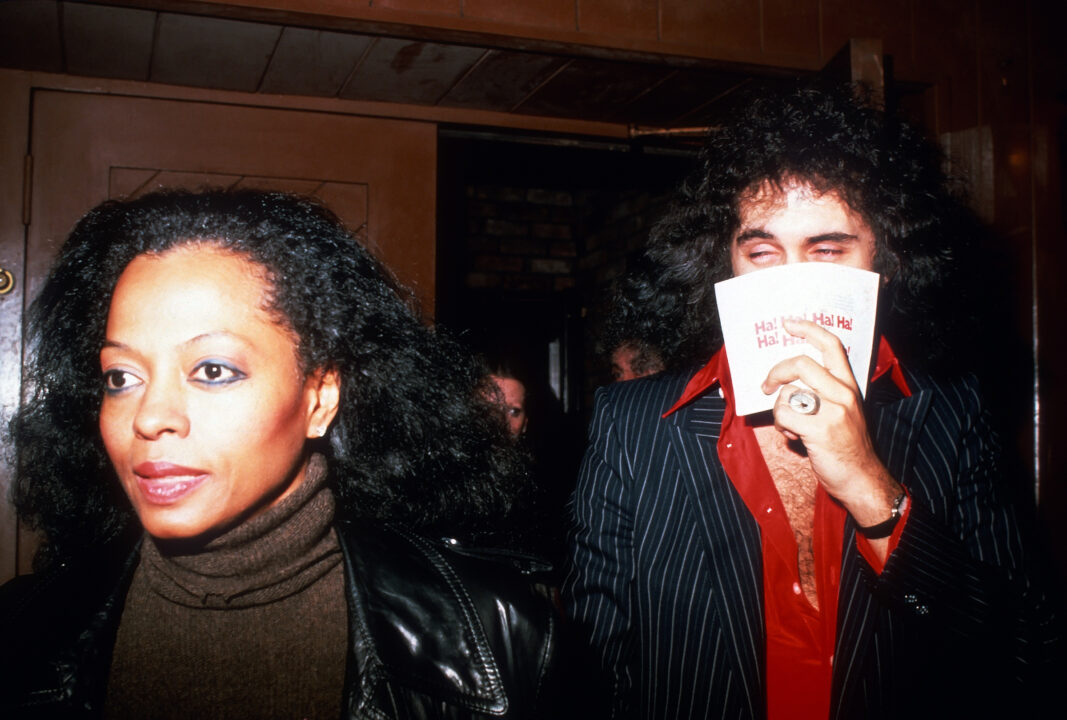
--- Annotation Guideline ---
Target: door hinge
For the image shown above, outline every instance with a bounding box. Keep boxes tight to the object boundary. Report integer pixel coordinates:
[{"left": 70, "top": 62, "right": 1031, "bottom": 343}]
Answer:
[{"left": 22, "top": 154, "right": 32, "bottom": 226}]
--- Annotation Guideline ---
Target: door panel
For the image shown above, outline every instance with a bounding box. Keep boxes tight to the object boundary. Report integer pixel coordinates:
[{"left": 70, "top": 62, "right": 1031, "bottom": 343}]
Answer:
[
  {"left": 8, "top": 89, "right": 436, "bottom": 576},
  {"left": 106, "top": 168, "right": 369, "bottom": 241},
  {"left": 28, "top": 90, "right": 435, "bottom": 306}
]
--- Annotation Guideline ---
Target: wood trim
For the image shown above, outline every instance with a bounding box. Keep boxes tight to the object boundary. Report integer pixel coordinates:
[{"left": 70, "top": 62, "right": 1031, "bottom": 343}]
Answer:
[
  {"left": 95, "top": 0, "right": 823, "bottom": 72},
  {"left": 3, "top": 68, "right": 631, "bottom": 140},
  {"left": 0, "top": 71, "right": 31, "bottom": 582}
]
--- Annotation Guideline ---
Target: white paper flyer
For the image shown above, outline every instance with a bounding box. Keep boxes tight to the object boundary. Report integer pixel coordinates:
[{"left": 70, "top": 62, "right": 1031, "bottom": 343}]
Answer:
[{"left": 714, "top": 263, "right": 880, "bottom": 416}]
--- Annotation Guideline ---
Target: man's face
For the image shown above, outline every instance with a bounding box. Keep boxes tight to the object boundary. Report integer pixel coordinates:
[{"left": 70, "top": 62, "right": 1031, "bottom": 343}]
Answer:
[
  {"left": 610, "top": 343, "right": 662, "bottom": 382},
  {"left": 490, "top": 375, "right": 528, "bottom": 437},
  {"left": 730, "top": 180, "right": 877, "bottom": 276}
]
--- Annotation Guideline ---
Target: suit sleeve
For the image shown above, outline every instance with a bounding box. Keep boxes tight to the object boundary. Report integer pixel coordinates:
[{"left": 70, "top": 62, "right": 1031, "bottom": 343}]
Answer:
[
  {"left": 562, "top": 387, "right": 637, "bottom": 718},
  {"left": 868, "top": 374, "right": 1063, "bottom": 692}
]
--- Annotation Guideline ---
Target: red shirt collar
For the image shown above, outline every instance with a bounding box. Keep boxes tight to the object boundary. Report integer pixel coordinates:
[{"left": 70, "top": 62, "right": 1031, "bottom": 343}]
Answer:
[{"left": 664, "top": 336, "right": 911, "bottom": 418}]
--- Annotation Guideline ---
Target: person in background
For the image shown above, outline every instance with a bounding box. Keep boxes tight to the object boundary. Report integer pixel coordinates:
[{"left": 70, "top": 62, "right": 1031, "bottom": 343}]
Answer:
[
  {"left": 0, "top": 189, "right": 561, "bottom": 720},
  {"left": 564, "top": 81, "right": 1062, "bottom": 720},
  {"left": 609, "top": 340, "right": 664, "bottom": 383},
  {"left": 487, "top": 359, "right": 529, "bottom": 438},
  {"left": 594, "top": 270, "right": 667, "bottom": 384}
]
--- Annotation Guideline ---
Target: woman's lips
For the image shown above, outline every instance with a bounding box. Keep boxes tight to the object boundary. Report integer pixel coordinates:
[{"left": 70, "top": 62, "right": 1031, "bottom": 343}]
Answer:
[{"left": 133, "top": 462, "right": 209, "bottom": 505}]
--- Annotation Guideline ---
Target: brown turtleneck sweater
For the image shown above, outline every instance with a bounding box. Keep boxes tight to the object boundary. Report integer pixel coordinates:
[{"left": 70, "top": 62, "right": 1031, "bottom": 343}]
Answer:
[{"left": 105, "top": 455, "right": 347, "bottom": 720}]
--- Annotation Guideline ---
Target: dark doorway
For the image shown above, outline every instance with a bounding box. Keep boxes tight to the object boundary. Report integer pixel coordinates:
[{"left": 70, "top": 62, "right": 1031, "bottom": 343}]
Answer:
[
  {"left": 436, "top": 130, "right": 697, "bottom": 414},
  {"left": 435, "top": 130, "right": 697, "bottom": 559}
]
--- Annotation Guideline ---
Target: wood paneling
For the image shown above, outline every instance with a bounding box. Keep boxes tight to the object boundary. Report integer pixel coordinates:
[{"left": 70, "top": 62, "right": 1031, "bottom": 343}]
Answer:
[
  {"left": 912, "top": 0, "right": 980, "bottom": 134},
  {"left": 821, "top": 0, "right": 914, "bottom": 74},
  {"left": 65, "top": 2, "right": 155, "bottom": 80},
  {"left": 0, "top": 72, "right": 32, "bottom": 584},
  {"left": 375, "top": 0, "right": 460, "bottom": 14},
  {"left": 1032, "top": 0, "right": 1067, "bottom": 582},
  {"left": 578, "top": 0, "right": 661, "bottom": 41},
  {"left": 26, "top": 91, "right": 435, "bottom": 307},
  {"left": 462, "top": 0, "right": 577, "bottom": 31},
  {"left": 439, "top": 50, "right": 567, "bottom": 112},
  {"left": 515, "top": 57, "right": 673, "bottom": 121},
  {"left": 0, "top": 1, "right": 793, "bottom": 127},
  {"left": 763, "top": 0, "right": 820, "bottom": 63},
  {"left": 153, "top": 12, "right": 282, "bottom": 91},
  {"left": 0, "top": 0, "right": 62, "bottom": 73},
  {"left": 340, "top": 37, "right": 486, "bottom": 104},
  {"left": 620, "top": 68, "right": 752, "bottom": 126},
  {"left": 660, "top": 0, "right": 760, "bottom": 53},
  {"left": 978, "top": 0, "right": 1032, "bottom": 232},
  {"left": 260, "top": 27, "right": 373, "bottom": 97}
]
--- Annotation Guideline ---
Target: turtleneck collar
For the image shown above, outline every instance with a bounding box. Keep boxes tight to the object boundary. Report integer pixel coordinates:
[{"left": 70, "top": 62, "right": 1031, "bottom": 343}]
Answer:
[{"left": 138, "top": 453, "right": 341, "bottom": 609}]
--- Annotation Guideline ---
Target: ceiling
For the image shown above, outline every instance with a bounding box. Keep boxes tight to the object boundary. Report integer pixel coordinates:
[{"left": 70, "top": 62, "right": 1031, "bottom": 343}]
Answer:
[{"left": 0, "top": 1, "right": 790, "bottom": 136}]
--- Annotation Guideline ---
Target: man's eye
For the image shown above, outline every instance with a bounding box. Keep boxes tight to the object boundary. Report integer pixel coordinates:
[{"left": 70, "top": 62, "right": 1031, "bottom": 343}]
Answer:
[
  {"left": 812, "top": 247, "right": 844, "bottom": 257},
  {"left": 103, "top": 369, "right": 141, "bottom": 393},
  {"left": 191, "top": 361, "right": 244, "bottom": 385},
  {"left": 747, "top": 247, "right": 777, "bottom": 261}
]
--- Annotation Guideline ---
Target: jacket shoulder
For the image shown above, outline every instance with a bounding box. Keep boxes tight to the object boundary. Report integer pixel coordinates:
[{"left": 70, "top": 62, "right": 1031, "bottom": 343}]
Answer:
[
  {"left": 336, "top": 522, "right": 560, "bottom": 719},
  {"left": 0, "top": 529, "right": 140, "bottom": 716},
  {"left": 591, "top": 368, "right": 699, "bottom": 420}
]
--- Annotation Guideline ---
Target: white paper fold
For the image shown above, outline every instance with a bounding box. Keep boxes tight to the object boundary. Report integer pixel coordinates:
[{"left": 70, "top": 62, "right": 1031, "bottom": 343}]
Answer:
[{"left": 714, "top": 264, "right": 879, "bottom": 416}]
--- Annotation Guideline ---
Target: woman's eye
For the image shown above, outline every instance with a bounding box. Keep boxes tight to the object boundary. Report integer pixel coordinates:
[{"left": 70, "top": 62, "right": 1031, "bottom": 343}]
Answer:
[
  {"left": 103, "top": 369, "right": 142, "bottom": 393},
  {"left": 191, "top": 361, "right": 244, "bottom": 385}
]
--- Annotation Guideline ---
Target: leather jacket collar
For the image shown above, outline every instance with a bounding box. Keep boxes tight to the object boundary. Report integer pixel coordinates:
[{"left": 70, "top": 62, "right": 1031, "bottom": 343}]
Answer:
[{"left": 0, "top": 522, "right": 559, "bottom": 719}]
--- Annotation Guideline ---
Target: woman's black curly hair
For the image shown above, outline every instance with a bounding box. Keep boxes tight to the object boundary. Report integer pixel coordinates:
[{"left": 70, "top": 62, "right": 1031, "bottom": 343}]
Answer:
[
  {"left": 12, "top": 188, "right": 532, "bottom": 570},
  {"left": 616, "top": 80, "right": 985, "bottom": 373}
]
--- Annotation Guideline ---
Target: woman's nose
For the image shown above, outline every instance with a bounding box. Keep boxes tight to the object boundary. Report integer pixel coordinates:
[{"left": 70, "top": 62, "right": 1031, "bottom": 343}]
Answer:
[{"left": 132, "top": 380, "right": 190, "bottom": 439}]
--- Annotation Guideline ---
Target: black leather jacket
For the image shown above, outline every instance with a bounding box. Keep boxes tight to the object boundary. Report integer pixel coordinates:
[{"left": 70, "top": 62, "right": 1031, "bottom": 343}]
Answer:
[{"left": 0, "top": 521, "right": 561, "bottom": 719}]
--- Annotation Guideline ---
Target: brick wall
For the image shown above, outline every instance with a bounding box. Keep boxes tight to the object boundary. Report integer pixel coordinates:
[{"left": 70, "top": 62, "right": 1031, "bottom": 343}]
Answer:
[
  {"left": 463, "top": 185, "right": 580, "bottom": 293},
  {"left": 461, "top": 183, "right": 669, "bottom": 299},
  {"left": 458, "top": 179, "right": 672, "bottom": 412}
]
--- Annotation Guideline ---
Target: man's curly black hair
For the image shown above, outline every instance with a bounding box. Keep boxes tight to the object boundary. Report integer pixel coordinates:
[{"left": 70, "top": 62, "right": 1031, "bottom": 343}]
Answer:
[
  {"left": 11, "top": 188, "right": 532, "bottom": 571},
  {"left": 615, "top": 80, "right": 985, "bottom": 373}
]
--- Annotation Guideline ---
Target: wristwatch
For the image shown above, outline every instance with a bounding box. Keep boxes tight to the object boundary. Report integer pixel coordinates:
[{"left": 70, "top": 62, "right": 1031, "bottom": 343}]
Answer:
[{"left": 857, "top": 491, "right": 907, "bottom": 539}]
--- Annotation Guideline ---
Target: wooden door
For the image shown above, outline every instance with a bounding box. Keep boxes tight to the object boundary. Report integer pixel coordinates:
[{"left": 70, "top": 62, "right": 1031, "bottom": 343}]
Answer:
[{"left": 4, "top": 89, "right": 436, "bottom": 578}]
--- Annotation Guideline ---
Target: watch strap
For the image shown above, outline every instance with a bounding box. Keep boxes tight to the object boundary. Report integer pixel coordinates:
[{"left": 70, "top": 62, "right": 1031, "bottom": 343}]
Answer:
[{"left": 857, "top": 491, "right": 907, "bottom": 540}]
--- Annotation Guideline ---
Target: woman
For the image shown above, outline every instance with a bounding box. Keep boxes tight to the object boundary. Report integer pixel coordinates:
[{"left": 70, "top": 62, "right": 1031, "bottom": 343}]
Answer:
[{"left": 0, "top": 189, "right": 560, "bottom": 719}]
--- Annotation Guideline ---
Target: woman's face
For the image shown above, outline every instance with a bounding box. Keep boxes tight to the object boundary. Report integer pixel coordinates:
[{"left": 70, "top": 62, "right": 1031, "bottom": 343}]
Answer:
[{"left": 99, "top": 244, "right": 339, "bottom": 541}]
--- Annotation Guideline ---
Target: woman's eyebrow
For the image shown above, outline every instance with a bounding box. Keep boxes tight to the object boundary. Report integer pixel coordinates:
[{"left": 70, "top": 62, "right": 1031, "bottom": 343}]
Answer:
[
  {"left": 182, "top": 331, "right": 244, "bottom": 348},
  {"left": 101, "top": 332, "right": 252, "bottom": 352}
]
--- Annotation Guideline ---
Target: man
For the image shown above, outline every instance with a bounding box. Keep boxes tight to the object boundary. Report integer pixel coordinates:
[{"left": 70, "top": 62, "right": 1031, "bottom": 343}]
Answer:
[
  {"left": 563, "top": 83, "right": 1060, "bottom": 719},
  {"left": 609, "top": 340, "right": 664, "bottom": 383},
  {"left": 490, "top": 369, "right": 529, "bottom": 438}
]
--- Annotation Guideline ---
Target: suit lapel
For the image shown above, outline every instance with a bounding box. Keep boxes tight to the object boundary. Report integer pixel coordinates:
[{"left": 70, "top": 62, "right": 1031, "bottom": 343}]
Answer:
[
  {"left": 832, "top": 384, "right": 933, "bottom": 715},
  {"left": 668, "top": 393, "right": 766, "bottom": 718},
  {"left": 866, "top": 383, "right": 933, "bottom": 485}
]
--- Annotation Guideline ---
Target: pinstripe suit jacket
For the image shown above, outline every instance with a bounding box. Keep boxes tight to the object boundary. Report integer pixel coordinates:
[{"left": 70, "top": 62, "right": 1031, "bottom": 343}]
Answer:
[{"left": 563, "top": 365, "right": 1057, "bottom": 720}]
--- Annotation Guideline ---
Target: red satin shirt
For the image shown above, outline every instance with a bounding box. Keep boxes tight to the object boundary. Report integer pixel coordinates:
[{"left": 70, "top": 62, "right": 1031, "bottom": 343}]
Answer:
[{"left": 664, "top": 338, "right": 911, "bottom": 719}]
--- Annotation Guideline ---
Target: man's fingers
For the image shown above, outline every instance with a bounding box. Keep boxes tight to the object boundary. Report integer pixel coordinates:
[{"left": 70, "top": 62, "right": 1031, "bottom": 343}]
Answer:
[
  {"left": 780, "top": 317, "right": 858, "bottom": 388},
  {"left": 762, "top": 355, "right": 855, "bottom": 407}
]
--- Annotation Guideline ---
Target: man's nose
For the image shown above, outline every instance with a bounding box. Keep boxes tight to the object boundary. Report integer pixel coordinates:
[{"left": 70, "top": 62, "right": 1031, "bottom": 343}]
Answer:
[{"left": 132, "top": 379, "right": 190, "bottom": 439}]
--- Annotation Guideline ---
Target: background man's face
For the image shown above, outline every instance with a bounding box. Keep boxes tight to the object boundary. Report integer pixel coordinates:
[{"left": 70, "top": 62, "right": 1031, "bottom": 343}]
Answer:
[
  {"left": 490, "top": 375, "right": 528, "bottom": 437},
  {"left": 730, "top": 180, "right": 877, "bottom": 277},
  {"left": 610, "top": 343, "right": 664, "bottom": 382}
]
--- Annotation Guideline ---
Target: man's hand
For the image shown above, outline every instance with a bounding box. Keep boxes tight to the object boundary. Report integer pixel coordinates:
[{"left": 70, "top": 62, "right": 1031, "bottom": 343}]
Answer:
[{"left": 762, "top": 318, "right": 902, "bottom": 535}]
